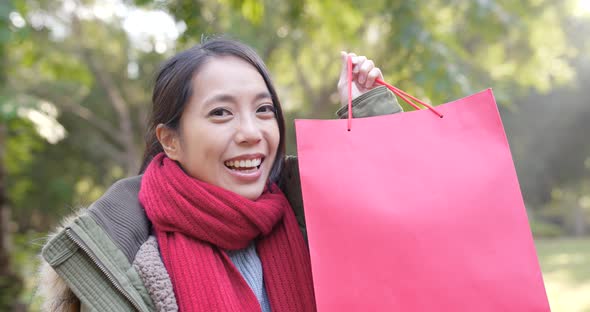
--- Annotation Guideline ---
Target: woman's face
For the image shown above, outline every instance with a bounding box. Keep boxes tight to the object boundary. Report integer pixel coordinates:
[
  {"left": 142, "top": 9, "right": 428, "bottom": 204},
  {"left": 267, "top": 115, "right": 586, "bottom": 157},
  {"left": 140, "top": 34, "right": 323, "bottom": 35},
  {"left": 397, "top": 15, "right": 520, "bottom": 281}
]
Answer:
[{"left": 160, "top": 56, "right": 280, "bottom": 200}]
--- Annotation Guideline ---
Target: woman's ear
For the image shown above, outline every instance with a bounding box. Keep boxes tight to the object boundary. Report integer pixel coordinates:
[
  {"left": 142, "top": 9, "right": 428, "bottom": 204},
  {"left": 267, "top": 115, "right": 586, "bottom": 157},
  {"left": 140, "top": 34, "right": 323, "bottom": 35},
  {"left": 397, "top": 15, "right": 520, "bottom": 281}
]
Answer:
[{"left": 156, "top": 124, "right": 181, "bottom": 161}]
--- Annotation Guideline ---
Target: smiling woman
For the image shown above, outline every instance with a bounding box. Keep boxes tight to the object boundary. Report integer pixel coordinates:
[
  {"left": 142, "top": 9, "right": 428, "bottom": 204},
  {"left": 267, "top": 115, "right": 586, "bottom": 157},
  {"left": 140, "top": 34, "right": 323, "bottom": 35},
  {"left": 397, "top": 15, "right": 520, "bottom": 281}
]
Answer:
[{"left": 38, "top": 37, "right": 403, "bottom": 312}]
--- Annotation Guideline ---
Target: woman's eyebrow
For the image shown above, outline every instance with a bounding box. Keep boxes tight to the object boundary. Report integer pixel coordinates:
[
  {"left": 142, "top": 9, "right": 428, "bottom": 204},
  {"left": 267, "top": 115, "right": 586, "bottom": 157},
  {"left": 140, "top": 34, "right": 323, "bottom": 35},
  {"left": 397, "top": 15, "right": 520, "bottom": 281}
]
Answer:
[
  {"left": 202, "top": 91, "right": 271, "bottom": 109},
  {"left": 203, "top": 94, "right": 237, "bottom": 106},
  {"left": 254, "top": 91, "right": 272, "bottom": 101}
]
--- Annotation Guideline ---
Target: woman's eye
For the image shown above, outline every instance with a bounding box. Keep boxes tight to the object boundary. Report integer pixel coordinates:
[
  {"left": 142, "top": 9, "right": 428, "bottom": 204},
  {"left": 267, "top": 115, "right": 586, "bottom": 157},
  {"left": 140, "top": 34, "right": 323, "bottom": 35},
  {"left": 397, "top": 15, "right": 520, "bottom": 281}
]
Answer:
[
  {"left": 256, "top": 104, "right": 276, "bottom": 114},
  {"left": 209, "top": 108, "right": 231, "bottom": 117}
]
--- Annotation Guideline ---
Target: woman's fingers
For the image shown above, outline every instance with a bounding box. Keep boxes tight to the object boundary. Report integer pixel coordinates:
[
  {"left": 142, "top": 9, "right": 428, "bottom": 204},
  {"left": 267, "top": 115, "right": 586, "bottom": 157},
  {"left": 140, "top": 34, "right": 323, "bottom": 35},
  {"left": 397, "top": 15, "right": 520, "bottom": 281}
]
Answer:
[
  {"left": 337, "top": 51, "right": 383, "bottom": 106},
  {"left": 365, "top": 67, "right": 382, "bottom": 89},
  {"left": 357, "top": 58, "right": 374, "bottom": 85},
  {"left": 352, "top": 55, "right": 366, "bottom": 74},
  {"left": 338, "top": 52, "right": 358, "bottom": 89}
]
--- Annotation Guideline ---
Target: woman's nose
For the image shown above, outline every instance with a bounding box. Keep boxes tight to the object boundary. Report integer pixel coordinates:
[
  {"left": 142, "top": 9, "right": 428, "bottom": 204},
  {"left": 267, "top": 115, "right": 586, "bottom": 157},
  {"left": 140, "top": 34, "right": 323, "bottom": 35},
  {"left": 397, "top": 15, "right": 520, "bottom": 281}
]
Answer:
[{"left": 235, "top": 115, "right": 262, "bottom": 145}]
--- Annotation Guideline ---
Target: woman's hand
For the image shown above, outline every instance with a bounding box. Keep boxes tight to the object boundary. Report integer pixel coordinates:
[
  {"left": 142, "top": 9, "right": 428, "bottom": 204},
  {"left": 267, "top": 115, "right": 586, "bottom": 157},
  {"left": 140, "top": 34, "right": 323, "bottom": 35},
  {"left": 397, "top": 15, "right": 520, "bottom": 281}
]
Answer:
[{"left": 337, "top": 52, "right": 384, "bottom": 107}]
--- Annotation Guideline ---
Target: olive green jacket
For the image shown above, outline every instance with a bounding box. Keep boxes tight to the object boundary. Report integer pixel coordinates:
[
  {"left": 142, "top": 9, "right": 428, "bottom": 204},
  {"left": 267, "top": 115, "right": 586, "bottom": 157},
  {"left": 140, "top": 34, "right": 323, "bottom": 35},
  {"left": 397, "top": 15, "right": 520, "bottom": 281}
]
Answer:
[{"left": 39, "top": 86, "right": 402, "bottom": 312}]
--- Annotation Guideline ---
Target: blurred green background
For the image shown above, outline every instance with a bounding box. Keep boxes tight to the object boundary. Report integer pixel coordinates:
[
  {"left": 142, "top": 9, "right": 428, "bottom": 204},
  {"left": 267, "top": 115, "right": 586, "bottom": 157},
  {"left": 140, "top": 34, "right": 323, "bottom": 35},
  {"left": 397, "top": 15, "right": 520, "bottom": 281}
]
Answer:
[{"left": 1, "top": 0, "right": 589, "bottom": 311}]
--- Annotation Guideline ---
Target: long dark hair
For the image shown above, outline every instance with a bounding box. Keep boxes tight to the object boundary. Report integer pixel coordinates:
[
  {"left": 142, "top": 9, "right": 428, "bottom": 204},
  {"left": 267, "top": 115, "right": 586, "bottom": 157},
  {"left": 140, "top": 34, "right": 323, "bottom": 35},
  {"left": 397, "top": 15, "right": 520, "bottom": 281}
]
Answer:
[{"left": 139, "top": 38, "right": 286, "bottom": 184}]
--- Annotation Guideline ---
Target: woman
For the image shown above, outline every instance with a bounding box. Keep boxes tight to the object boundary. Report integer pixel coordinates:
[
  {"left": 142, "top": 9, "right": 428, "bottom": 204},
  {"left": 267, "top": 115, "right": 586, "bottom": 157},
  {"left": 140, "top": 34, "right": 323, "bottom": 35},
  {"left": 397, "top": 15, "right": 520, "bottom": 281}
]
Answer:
[{"left": 39, "top": 38, "right": 402, "bottom": 312}]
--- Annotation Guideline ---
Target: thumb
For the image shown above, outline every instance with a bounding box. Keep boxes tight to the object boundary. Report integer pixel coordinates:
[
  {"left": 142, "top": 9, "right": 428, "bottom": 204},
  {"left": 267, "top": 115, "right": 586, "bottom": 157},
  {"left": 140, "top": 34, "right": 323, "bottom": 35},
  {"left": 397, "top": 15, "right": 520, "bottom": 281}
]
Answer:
[{"left": 338, "top": 51, "right": 349, "bottom": 83}]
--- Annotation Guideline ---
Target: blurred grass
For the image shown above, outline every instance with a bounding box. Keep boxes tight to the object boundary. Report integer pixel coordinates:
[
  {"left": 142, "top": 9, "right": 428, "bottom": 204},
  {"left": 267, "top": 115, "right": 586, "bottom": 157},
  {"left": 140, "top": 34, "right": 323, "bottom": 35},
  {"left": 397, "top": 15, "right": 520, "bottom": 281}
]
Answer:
[{"left": 536, "top": 237, "right": 590, "bottom": 312}]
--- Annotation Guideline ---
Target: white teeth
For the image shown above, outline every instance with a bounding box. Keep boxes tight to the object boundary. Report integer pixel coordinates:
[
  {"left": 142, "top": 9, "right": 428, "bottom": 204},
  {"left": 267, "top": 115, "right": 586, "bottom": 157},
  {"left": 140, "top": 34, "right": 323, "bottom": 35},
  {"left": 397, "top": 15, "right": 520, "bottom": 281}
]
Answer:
[{"left": 225, "top": 158, "right": 262, "bottom": 169}]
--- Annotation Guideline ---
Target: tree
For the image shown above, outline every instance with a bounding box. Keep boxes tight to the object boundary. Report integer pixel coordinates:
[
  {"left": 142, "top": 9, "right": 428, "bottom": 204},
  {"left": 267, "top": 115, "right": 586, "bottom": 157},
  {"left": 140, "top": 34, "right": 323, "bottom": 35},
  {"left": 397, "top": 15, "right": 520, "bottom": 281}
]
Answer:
[
  {"left": 139, "top": 0, "right": 579, "bottom": 153},
  {"left": 0, "top": 1, "right": 26, "bottom": 310},
  {"left": 500, "top": 14, "right": 590, "bottom": 235},
  {"left": 4, "top": 0, "right": 169, "bottom": 230}
]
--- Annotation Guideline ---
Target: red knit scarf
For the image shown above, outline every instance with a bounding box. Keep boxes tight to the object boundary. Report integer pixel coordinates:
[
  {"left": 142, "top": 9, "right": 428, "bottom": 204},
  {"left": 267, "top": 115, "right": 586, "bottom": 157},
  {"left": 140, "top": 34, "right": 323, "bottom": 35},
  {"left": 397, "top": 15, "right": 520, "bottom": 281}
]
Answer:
[{"left": 139, "top": 153, "right": 316, "bottom": 311}]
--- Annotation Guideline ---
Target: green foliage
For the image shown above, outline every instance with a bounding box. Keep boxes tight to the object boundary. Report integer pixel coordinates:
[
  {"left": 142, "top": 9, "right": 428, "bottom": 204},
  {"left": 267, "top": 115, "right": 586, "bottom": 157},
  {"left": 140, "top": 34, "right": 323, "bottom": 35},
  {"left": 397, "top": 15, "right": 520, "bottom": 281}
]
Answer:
[
  {"left": 2, "top": 0, "right": 162, "bottom": 227},
  {"left": 141, "top": 0, "right": 580, "bottom": 119},
  {"left": 11, "top": 231, "right": 44, "bottom": 310},
  {"left": 5, "top": 118, "right": 45, "bottom": 205},
  {"left": 233, "top": 0, "right": 265, "bottom": 24},
  {"left": 0, "top": 274, "right": 23, "bottom": 312}
]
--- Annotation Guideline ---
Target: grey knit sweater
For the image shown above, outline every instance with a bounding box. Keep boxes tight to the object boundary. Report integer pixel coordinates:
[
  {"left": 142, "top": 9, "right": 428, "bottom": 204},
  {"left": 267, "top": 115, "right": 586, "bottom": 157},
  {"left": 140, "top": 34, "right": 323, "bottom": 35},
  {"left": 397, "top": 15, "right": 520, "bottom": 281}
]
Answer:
[{"left": 227, "top": 242, "right": 272, "bottom": 312}]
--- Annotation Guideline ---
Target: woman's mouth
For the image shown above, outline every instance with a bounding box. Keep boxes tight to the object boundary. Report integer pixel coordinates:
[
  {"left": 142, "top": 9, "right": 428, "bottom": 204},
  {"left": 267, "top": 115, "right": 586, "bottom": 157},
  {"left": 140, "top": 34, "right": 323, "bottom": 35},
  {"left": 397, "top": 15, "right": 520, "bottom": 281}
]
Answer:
[
  {"left": 224, "top": 157, "right": 263, "bottom": 172},
  {"left": 223, "top": 154, "right": 266, "bottom": 183},
  {"left": 223, "top": 156, "right": 265, "bottom": 182}
]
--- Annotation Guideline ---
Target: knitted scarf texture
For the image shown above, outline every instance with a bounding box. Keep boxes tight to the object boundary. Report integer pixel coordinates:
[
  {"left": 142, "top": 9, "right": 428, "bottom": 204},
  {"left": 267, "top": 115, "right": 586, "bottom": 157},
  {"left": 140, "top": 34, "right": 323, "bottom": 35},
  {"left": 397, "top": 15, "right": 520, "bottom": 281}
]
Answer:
[{"left": 139, "top": 153, "right": 316, "bottom": 311}]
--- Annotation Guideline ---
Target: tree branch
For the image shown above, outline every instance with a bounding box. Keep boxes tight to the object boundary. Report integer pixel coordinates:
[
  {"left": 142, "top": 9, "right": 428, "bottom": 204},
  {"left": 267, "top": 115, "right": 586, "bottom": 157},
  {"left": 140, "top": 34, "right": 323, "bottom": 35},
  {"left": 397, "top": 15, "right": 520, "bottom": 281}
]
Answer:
[
  {"left": 71, "top": 15, "right": 139, "bottom": 175},
  {"left": 22, "top": 89, "right": 126, "bottom": 148},
  {"left": 291, "top": 43, "right": 315, "bottom": 111}
]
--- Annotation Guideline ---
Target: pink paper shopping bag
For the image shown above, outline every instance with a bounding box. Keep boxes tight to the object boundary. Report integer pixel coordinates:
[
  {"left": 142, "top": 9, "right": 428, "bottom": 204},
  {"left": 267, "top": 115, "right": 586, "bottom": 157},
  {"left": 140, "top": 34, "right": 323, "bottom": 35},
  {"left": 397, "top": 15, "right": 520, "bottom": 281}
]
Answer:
[{"left": 294, "top": 58, "right": 550, "bottom": 311}]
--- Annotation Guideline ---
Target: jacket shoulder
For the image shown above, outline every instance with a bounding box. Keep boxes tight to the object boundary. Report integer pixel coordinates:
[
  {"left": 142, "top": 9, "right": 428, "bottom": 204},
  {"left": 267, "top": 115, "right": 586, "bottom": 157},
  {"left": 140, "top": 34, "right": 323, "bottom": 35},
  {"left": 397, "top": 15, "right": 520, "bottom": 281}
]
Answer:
[
  {"left": 38, "top": 210, "right": 85, "bottom": 312},
  {"left": 38, "top": 175, "right": 151, "bottom": 312}
]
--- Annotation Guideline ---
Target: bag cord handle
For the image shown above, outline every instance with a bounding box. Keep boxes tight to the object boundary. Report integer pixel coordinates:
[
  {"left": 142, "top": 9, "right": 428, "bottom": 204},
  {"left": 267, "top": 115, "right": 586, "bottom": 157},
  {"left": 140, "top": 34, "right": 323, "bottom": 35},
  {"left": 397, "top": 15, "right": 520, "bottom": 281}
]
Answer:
[{"left": 347, "top": 55, "right": 443, "bottom": 131}]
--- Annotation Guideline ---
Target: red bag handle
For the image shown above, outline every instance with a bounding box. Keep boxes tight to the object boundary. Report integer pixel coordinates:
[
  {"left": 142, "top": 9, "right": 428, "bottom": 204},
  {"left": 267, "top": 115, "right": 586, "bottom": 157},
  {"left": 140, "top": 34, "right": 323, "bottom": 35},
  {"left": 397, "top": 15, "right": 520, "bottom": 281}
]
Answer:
[{"left": 346, "top": 56, "right": 443, "bottom": 131}]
